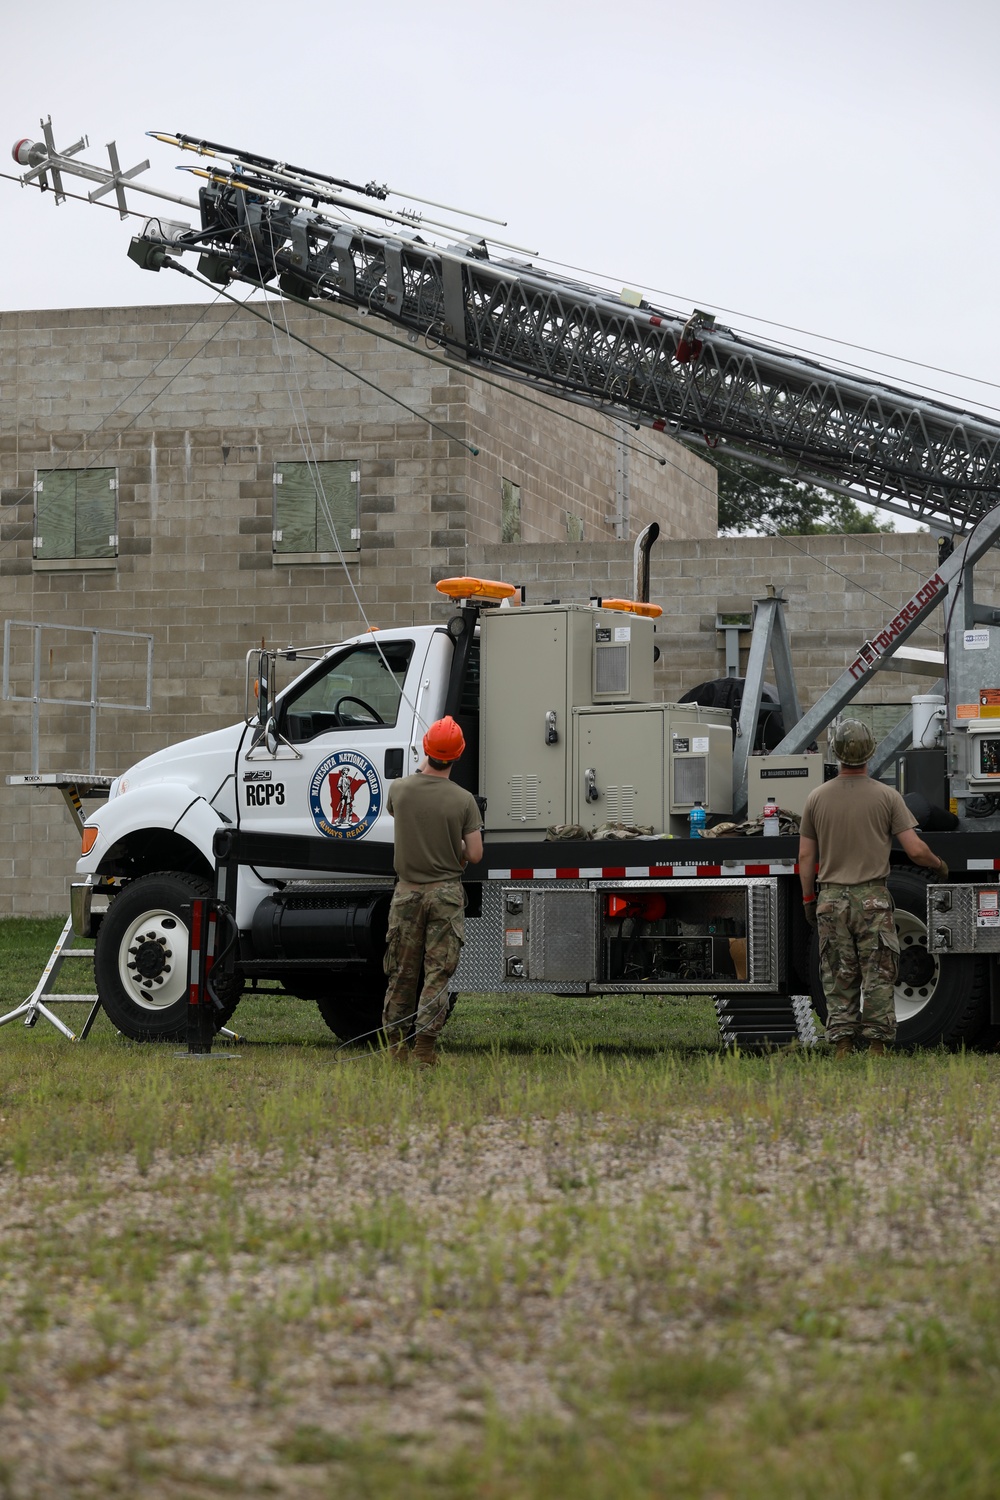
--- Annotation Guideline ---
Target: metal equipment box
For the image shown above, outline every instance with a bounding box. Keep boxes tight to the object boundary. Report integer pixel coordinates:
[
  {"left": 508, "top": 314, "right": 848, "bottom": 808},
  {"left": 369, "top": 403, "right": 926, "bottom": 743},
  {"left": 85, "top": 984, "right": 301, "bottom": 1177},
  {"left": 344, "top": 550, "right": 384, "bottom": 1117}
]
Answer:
[
  {"left": 491, "top": 877, "right": 783, "bottom": 991},
  {"left": 571, "top": 703, "right": 707, "bottom": 831},
  {"left": 594, "top": 877, "right": 784, "bottom": 992},
  {"left": 571, "top": 704, "right": 735, "bottom": 833},
  {"left": 927, "top": 883, "right": 1000, "bottom": 954},
  {"left": 747, "top": 754, "right": 826, "bottom": 818},
  {"left": 669, "top": 722, "right": 733, "bottom": 819},
  {"left": 965, "top": 722, "right": 1000, "bottom": 786},
  {"left": 500, "top": 887, "right": 600, "bottom": 981},
  {"left": 480, "top": 605, "right": 654, "bottom": 833}
]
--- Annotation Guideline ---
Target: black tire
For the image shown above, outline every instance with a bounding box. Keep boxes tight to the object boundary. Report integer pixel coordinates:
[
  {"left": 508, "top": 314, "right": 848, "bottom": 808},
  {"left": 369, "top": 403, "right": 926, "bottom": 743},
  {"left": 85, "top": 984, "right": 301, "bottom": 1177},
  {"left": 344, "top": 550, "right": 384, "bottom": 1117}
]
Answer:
[
  {"left": 809, "top": 868, "right": 989, "bottom": 1049},
  {"left": 94, "top": 872, "right": 243, "bottom": 1041},
  {"left": 316, "top": 975, "right": 387, "bottom": 1046},
  {"left": 313, "top": 972, "right": 458, "bottom": 1047}
]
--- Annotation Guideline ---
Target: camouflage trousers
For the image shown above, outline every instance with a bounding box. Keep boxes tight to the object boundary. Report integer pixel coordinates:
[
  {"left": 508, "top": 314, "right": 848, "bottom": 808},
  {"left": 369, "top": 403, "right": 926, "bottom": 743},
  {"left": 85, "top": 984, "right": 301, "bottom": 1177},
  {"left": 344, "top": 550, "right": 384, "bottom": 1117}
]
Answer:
[
  {"left": 382, "top": 879, "right": 465, "bottom": 1040},
  {"left": 816, "top": 881, "right": 900, "bottom": 1044}
]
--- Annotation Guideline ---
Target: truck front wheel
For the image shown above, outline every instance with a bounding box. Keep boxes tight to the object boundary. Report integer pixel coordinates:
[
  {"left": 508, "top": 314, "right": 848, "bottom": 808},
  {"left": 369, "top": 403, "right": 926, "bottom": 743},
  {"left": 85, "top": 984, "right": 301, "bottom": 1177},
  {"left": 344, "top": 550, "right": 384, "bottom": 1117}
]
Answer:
[
  {"left": 94, "top": 872, "right": 243, "bottom": 1041},
  {"left": 809, "top": 868, "right": 989, "bottom": 1049}
]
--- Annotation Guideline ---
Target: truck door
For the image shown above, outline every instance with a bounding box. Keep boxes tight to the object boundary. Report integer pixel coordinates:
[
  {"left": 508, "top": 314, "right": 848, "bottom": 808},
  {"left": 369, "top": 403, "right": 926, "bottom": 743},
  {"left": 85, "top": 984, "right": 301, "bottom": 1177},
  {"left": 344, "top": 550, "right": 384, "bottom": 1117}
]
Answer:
[{"left": 238, "top": 632, "right": 448, "bottom": 849}]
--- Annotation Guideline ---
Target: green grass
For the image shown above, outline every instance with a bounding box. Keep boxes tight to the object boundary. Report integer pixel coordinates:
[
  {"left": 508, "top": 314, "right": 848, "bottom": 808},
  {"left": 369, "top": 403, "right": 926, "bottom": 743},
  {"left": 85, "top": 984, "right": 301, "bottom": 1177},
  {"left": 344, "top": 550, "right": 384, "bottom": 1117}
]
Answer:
[{"left": 2, "top": 917, "right": 1000, "bottom": 1497}]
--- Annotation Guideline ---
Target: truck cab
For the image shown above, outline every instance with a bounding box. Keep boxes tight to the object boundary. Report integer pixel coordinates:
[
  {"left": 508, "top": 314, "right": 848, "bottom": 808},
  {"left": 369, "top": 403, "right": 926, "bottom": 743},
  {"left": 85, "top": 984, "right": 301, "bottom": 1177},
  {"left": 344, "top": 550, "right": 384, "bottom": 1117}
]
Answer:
[{"left": 76, "top": 623, "right": 455, "bottom": 1041}]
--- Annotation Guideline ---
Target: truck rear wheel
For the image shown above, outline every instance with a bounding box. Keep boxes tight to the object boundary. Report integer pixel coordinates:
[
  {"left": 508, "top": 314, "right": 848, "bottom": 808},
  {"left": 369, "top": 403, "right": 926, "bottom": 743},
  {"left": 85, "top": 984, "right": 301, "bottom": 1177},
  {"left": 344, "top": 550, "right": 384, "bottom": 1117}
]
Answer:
[
  {"left": 94, "top": 872, "right": 243, "bottom": 1041},
  {"left": 315, "top": 980, "right": 456, "bottom": 1047},
  {"left": 809, "top": 868, "right": 989, "bottom": 1049}
]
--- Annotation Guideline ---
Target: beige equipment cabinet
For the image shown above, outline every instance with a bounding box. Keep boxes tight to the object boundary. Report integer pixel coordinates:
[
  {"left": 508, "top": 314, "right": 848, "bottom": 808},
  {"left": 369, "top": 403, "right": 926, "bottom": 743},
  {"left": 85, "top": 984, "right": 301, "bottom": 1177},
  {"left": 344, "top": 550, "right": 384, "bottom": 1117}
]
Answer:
[
  {"left": 668, "top": 722, "right": 734, "bottom": 825},
  {"left": 480, "top": 604, "right": 654, "bottom": 835},
  {"left": 746, "top": 754, "right": 826, "bottom": 818},
  {"left": 572, "top": 703, "right": 704, "bottom": 832}
]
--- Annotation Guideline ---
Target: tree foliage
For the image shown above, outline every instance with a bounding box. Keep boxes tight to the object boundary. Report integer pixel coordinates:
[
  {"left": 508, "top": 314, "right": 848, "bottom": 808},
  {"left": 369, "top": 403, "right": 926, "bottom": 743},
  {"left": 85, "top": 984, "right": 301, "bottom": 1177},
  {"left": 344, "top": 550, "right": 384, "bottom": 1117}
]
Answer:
[{"left": 713, "top": 457, "right": 896, "bottom": 536}]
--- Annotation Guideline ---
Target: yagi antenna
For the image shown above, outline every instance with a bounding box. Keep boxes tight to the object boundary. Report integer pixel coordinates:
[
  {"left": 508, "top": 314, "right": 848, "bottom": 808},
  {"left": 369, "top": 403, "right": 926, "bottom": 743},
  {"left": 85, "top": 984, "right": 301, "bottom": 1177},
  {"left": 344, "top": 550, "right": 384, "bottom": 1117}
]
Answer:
[
  {"left": 11, "top": 119, "right": 528, "bottom": 251},
  {"left": 12, "top": 116, "right": 198, "bottom": 216}
]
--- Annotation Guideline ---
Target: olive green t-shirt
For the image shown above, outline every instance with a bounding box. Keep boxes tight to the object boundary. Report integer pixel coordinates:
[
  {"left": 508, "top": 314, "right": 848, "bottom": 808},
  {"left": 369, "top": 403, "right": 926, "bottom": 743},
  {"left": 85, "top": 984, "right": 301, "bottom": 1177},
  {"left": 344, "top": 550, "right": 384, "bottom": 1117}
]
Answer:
[
  {"left": 386, "top": 773, "right": 482, "bottom": 884},
  {"left": 800, "top": 774, "right": 917, "bottom": 885}
]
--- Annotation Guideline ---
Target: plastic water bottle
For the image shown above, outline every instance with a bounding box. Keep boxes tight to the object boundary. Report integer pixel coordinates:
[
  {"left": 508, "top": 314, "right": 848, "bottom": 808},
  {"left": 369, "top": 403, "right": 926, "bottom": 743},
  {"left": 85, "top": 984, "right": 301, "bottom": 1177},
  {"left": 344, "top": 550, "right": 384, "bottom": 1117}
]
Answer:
[
  {"left": 689, "top": 800, "right": 706, "bottom": 839},
  {"left": 763, "top": 797, "right": 779, "bottom": 836}
]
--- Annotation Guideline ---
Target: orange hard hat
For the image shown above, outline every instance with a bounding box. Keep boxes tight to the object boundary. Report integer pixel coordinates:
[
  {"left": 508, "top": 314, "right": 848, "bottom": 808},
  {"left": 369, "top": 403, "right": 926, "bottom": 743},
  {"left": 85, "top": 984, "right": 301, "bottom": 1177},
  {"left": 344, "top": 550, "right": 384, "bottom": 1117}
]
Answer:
[{"left": 423, "top": 716, "right": 465, "bottom": 762}]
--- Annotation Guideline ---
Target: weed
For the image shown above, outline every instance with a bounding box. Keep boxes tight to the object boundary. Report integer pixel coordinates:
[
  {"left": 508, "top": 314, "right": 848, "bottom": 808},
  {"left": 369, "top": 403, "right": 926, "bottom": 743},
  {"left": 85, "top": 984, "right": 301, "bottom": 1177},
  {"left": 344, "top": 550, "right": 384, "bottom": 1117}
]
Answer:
[
  {"left": 609, "top": 1348, "right": 746, "bottom": 1410},
  {"left": 274, "top": 1424, "right": 356, "bottom": 1464}
]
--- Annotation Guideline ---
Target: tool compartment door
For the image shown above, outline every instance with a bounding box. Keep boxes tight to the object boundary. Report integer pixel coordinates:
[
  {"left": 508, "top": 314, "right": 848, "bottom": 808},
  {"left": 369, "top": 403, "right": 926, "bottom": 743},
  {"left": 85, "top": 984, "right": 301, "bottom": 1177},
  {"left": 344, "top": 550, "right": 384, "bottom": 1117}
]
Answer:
[{"left": 572, "top": 707, "right": 665, "bottom": 830}]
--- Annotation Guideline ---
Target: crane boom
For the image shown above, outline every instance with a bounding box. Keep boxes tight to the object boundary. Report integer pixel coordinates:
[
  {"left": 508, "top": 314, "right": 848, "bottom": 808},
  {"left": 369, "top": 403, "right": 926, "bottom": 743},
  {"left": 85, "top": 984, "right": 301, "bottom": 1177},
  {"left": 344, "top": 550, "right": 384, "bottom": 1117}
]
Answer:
[{"left": 13, "top": 122, "right": 1000, "bottom": 531}]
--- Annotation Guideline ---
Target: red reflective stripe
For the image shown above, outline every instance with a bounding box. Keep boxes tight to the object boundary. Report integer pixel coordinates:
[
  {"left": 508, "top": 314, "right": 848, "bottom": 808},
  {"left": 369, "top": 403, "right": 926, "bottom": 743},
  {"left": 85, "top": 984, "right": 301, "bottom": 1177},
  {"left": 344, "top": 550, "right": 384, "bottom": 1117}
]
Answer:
[
  {"left": 188, "top": 899, "right": 203, "bottom": 1007},
  {"left": 205, "top": 909, "right": 216, "bottom": 979}
]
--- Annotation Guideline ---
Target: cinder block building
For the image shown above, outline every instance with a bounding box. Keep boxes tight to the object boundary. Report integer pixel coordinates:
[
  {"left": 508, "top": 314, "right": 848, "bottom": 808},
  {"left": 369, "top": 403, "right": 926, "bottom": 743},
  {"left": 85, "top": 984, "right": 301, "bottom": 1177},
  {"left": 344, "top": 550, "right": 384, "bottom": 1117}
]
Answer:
[
  {"left": 0, "top": 299, "right": 969, "bottom": 919},
  {"left": 0, "top": 299, "right": 717, "bottom": 913}
]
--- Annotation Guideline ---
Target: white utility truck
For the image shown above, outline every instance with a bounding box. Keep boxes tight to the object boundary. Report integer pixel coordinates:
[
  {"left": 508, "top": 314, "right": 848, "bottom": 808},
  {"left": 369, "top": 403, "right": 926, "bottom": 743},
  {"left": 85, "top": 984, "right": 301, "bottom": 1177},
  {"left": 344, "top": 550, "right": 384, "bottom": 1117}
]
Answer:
[{"left": 13, "top": 121, "right": 1000, "bottom": 1049}]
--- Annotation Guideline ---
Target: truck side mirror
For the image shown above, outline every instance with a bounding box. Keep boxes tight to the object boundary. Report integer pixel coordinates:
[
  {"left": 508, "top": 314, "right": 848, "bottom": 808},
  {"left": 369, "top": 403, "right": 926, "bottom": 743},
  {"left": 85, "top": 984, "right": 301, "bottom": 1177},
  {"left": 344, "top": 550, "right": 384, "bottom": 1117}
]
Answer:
[
  {"left": 258, "top": 656, "right": 271, "bottom": 726},
  {"left": 246, "top": 648, "right": 277, "bottom": 726}
]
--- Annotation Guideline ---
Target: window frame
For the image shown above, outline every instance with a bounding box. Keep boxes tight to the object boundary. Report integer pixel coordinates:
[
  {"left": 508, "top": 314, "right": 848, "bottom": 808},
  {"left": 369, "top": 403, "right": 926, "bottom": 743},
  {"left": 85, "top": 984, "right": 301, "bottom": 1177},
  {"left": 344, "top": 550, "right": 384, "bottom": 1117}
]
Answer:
[
  {"left": 272, "top": 460, "right": 361, "bottom": 562},
  {"left": 33, "top": 467, "right": 119, "bottom": 568},
  {"left": 279, "top": 639, "right": 415, "bottom": 743}
]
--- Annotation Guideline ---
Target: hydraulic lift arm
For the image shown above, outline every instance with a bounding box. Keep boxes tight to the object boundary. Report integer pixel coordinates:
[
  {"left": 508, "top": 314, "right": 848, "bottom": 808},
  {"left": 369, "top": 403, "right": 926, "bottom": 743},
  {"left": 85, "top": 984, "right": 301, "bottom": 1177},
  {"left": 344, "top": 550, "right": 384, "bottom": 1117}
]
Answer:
[{"left": 12, "top": 121, "right": 1000, "bottom": 535}]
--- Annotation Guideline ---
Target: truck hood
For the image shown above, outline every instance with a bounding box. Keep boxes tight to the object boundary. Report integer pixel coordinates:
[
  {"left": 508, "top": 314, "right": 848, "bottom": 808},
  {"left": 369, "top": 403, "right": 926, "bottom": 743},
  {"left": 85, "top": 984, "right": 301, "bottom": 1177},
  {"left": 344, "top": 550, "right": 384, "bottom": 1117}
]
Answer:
[{"left": 110, "top": 723, "right": 244, "bottom": 806}]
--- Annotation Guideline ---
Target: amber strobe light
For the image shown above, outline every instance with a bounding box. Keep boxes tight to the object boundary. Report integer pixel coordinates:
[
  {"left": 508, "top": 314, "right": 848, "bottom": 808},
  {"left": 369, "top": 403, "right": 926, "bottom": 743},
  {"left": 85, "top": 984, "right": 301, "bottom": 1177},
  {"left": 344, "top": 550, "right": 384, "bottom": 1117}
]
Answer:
[
  {"left": 601, "top": 598, "right": 663, "bottom": 618},
  {"left": 435, "top": 576, "right": 518, "bottom": 601}
]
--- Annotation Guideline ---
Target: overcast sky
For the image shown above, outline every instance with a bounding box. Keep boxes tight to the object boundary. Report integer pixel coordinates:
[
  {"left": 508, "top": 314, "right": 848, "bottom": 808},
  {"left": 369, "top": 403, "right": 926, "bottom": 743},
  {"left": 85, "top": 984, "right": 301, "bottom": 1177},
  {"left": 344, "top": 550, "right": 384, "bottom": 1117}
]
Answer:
[{"left": 3, "top": 0, "right": 997, "bottom": 531}]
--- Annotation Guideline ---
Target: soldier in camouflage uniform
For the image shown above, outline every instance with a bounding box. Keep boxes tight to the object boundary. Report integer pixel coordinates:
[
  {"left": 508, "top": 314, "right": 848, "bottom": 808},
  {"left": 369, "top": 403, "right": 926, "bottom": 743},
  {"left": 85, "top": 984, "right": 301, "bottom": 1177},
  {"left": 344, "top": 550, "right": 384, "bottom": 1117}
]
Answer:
[
  {"left": 799, "top": 720, "right": 947, "bottom": 1057},
  {"left": 383, "top": 717, "right": 482, "bottom": 1066}
]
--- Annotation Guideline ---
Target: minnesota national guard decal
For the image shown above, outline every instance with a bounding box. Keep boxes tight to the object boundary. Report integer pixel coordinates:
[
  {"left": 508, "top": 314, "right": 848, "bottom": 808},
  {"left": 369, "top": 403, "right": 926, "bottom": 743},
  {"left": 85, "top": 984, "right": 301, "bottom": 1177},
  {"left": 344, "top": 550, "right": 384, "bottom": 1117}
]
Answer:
[{"left": 309, "top": 751, "right": 382, "bottom": 839}]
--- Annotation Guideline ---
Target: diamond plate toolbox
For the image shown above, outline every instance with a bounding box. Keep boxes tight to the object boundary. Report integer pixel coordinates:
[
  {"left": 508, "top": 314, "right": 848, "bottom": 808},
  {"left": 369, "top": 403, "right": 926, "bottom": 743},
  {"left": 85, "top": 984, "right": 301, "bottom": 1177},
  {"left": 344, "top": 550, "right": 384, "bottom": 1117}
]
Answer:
[{"left": 927, "top": 883, "right": 1000, "bottom": 953}]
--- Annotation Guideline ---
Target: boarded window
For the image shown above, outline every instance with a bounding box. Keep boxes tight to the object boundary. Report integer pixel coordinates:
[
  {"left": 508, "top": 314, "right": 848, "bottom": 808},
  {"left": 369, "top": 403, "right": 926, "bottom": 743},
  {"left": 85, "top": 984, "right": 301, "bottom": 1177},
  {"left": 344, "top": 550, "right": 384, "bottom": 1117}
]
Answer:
[
  {"left": 842, "top": 703, "right": 915, "bottom": 745},
  {"left": 501, "top": 478, "right": 521, "bottom": 543},
  {"left": 34, "top": 469, "right": 117, "bottom": 560},
  {"left": 273, "top": 461, "right": 360, "bottom": 555}
]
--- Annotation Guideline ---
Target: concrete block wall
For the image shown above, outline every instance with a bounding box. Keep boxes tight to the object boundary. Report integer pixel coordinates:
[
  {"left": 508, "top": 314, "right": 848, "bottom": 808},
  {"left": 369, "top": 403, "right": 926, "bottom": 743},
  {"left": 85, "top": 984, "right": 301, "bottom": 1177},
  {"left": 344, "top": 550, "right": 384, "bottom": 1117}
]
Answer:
[
  {"left": 461, "top": 383, "right": 716, "bottom": 544},
  {"left": 0, "top": 299, "right": 717, "bottom": 913},
  {"left": 471, "top": 532, "right": 962, "bottom": 716},
  {"left": 5, "top": 302, "right": 984, "bottom": 917}
]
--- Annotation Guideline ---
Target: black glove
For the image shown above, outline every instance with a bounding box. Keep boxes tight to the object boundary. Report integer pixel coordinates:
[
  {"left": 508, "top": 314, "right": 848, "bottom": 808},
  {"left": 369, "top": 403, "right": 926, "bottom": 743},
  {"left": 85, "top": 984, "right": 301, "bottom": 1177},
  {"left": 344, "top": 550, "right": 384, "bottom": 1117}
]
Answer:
[
  {"left": 803, "top": 899, "right": 818, "bottom": 930},
  {"left": 928, "top": 858, "right": 948, "bottom": 884}
]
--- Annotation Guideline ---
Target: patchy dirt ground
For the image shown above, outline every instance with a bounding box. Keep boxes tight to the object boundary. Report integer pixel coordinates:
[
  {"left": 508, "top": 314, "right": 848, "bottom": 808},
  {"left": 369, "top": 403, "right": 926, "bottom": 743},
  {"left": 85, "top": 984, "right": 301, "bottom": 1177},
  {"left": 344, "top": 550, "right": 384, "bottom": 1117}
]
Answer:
[{"left": 1, "top": 1105, "right": 999, "bottom": 1499}]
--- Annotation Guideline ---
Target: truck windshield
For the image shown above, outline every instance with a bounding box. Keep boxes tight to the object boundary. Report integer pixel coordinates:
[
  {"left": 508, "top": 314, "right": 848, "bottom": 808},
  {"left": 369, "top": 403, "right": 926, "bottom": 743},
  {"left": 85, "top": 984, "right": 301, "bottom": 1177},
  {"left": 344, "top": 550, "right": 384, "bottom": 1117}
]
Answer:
[{"left": 281, "top": 640, "right": 414, "bottom": 742}]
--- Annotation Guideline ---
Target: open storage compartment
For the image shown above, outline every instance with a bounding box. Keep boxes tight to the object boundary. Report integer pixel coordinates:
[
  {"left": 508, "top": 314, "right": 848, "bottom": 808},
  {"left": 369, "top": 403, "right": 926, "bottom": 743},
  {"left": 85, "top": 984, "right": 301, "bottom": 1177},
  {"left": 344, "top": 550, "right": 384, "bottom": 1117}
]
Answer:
[{"left": 593, "top": 877, "right": 784, "bottom": 992}]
